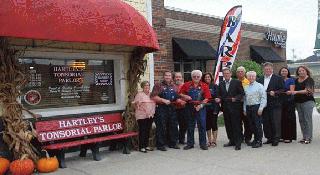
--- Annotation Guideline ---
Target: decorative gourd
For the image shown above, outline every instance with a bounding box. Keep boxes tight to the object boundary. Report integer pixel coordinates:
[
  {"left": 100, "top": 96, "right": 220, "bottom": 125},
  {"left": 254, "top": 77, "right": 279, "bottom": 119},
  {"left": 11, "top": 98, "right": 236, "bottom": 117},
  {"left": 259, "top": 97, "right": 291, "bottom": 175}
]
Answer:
[
  {"left": 0, "top": 157, "right": 10, "bottom": 175},
  {"left": 37, "top": 150, "right": 59, "bottom": 173},
  {"left": 9, "top": 154, "right": 35, "bottom": 175}
]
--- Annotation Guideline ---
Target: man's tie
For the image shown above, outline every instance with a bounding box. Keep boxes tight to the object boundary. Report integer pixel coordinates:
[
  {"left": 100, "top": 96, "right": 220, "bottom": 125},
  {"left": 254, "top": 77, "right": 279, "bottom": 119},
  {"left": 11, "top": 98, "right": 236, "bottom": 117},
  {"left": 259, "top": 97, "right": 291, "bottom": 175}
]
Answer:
[{"left": 225, "top": 80, "right": 230, "bottom": 92}]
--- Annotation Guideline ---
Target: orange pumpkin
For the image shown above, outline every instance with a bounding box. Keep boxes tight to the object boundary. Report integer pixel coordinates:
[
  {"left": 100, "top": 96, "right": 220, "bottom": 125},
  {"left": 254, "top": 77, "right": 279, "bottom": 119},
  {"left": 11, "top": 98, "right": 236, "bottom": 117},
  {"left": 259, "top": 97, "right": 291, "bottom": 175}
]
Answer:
[
  {"left": 9, "top": 155, "right": 34, "bottom": 175},
  {"left": 0, "top": 157, "right": 10, "bottom": 175},
  {"left": 37, "top": 150, "right": 59, "bottom": 173}
]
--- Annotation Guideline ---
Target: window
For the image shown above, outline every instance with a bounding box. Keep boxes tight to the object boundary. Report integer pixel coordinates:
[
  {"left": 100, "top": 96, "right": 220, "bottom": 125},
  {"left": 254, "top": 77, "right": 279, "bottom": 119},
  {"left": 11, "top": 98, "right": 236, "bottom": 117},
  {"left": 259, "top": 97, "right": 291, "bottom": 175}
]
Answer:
[
  {"left": 20, "top": 58, "right": 115, "bottom": 110},
  {"left": 19, "top": 52, "right": 126, "bottom": 117}
]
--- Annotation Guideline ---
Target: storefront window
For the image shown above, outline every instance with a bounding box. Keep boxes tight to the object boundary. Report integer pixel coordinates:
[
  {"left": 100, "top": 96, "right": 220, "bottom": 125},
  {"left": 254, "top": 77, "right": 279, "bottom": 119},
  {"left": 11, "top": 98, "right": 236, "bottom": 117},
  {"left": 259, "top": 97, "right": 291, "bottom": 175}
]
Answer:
[{"left": 19, "top": 58, "right": 115, "bottom": 110}]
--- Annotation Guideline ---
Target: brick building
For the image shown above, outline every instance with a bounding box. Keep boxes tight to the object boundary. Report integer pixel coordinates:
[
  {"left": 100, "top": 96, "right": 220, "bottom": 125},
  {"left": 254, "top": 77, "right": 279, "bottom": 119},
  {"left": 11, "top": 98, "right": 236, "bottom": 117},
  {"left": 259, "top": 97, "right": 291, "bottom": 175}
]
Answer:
[{"left": 152, "top": 0, "right": 287, "bottom": 81}]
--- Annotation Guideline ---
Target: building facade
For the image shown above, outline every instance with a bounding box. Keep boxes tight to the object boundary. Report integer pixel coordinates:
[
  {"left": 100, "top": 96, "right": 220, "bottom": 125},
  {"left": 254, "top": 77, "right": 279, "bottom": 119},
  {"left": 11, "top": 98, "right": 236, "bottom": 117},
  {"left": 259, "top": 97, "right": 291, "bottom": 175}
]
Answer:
[{"left": 152, "top": 0, "right": 287, "bottom": 81}]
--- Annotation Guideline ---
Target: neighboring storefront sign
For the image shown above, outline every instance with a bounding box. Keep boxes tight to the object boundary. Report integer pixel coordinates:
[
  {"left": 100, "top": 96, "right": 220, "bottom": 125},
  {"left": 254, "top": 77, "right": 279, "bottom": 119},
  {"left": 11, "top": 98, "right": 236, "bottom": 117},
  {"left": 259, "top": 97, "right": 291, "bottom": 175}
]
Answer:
[{"left": 265, "top": 29, "right": 286, "bottom": 48}]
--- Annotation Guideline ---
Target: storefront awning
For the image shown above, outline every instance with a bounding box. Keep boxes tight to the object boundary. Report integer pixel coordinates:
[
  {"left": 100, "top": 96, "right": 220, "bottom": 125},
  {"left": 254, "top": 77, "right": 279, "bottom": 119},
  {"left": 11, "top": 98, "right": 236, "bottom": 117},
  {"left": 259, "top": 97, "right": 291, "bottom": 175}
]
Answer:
[
  {"left": 172, "top": 38, "right": 217, "bottom": 60},
  {"left": 0, "top": 0, "right": 159, "bottom": 52},
  {"left": 250, "top": 46, "right": 284, "bottom": 63}
]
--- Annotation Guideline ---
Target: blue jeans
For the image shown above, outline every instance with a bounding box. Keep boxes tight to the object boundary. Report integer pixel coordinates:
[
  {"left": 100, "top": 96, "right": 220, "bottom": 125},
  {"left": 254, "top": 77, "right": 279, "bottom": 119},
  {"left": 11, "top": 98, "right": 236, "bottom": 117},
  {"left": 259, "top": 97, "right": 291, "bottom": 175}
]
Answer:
[{"left": 186, "top": 104, "right": 207, "bottom": 146}]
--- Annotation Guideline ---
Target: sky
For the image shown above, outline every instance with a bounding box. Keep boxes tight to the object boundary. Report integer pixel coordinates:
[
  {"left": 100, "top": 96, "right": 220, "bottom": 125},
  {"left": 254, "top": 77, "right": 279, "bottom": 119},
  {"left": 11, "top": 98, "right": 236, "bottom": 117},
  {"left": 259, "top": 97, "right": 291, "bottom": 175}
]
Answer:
[{"left": 165, "top": 0, "right": 318, "bottom": 60}]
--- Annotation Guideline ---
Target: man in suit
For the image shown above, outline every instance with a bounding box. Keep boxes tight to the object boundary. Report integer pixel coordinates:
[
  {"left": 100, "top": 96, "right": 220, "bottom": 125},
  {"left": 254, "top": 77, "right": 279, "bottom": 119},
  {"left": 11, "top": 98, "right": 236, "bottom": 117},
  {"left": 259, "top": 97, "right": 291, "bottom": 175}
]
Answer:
[
  {"left": 215, "top": 68, "right": 245, "bottom": 150},
  {"left": 257, "top": 62, "right": 285, "bottom": 146}
]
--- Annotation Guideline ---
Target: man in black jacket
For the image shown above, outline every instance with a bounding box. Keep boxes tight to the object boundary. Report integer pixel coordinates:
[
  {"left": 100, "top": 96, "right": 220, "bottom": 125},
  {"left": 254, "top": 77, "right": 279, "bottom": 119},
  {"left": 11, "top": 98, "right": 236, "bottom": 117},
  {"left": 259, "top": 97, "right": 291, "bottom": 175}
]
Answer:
[
  {"left": 215, "top": 68, "right": 245, "bottom": 150},
  {"left": 257, "top": 62, "right": 285, "bottom": 146}
]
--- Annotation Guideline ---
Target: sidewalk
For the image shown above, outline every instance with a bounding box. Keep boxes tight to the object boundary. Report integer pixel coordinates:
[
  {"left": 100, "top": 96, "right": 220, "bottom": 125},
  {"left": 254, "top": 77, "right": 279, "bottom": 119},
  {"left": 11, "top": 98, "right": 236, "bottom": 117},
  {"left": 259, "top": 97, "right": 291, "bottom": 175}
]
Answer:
[{"left": 48, "top": 109, "right": 320, "bottom": 175}]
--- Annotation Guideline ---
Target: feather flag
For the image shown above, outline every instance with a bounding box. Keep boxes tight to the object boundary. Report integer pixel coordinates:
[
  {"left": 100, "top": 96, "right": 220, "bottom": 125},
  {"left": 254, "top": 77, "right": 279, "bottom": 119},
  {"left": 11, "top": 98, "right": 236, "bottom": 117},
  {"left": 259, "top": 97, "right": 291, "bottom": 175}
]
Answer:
[{"left": 213, "top": 6, "right": 242, "bottom": 85}]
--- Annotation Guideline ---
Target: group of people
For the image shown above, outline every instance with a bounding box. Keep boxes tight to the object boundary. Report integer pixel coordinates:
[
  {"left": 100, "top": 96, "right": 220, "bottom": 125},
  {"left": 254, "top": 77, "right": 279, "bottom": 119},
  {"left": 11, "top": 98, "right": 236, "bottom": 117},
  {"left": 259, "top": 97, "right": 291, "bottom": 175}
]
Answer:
[{"left": 132, "top": 62, "right": 315, "bottom": 153}]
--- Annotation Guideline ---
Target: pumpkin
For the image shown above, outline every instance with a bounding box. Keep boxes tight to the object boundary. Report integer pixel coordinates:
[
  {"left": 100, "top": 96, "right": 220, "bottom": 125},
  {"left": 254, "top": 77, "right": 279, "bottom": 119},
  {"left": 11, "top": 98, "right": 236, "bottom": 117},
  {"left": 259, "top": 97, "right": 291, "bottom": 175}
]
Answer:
[
  {"left": 0, "top": 157, "right": 10, "bottom": 175},
  {"left": 9, "top": 154, "right": 35, "bottom": 175},
  {"left": 37, "top": 150, "right": 59, "bottom": 173}
]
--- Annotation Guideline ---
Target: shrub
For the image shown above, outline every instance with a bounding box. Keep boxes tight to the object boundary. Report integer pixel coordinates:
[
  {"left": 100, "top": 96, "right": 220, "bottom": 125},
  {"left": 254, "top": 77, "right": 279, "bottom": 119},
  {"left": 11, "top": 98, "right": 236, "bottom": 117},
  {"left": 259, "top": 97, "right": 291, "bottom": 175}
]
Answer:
[{"left": 231, "top": 60, "right": 263, "bottom": 78}]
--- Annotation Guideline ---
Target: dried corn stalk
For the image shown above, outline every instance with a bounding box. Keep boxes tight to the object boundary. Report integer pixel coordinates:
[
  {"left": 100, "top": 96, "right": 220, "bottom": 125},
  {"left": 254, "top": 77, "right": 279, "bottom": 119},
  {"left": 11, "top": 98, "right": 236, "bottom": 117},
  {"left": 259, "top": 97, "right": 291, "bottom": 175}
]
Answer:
[
  {"left": 0, "top": 37, "right": 38, "bottom": 161},
  {"left": 123, "top": 47, "right": 148, "bottom": 149}
]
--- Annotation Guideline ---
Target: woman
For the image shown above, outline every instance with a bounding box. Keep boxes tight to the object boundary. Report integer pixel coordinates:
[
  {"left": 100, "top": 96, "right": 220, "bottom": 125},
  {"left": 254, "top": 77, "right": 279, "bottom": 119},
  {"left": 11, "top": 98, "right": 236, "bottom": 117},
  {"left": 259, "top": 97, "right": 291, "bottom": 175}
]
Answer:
[
  {"left": 133, "top": 81, "right": 156, "bottom": 152},
  {"left": 201, "top": 73, "right": 220, "bottom": 147},
  {"left": 278, "top": 67, "right": 296, "bottom": 143},
  {"left": 292, "top": 66, "right": 315, "bottom": 144}
]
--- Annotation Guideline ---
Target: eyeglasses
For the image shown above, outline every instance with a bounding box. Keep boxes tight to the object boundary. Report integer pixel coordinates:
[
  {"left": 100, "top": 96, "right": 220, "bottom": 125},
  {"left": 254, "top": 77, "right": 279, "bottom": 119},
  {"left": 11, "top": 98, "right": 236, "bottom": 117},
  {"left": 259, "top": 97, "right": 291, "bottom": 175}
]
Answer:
[{"left": 192, "top": 76, "right": 201, "bottom": 78}]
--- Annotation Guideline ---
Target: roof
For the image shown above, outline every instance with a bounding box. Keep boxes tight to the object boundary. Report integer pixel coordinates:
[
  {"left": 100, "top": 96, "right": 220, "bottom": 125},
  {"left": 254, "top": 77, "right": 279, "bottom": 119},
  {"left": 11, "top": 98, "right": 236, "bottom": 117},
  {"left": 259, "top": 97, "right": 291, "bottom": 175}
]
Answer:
[
  {"left": 172, "top": 38, "right": 217, "bottom": 60},
  {"left": 250, "top": 46, "right": 284, "bottom": 63},
  {"left": 0, "top": 0, "right": 159, "bottom": 52}
]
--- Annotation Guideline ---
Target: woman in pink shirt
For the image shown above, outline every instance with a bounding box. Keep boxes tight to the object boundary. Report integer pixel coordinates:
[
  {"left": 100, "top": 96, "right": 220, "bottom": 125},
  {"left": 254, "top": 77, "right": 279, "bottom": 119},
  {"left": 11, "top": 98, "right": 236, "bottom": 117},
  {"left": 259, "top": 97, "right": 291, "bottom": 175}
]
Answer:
[{"left": 133, "top": 81, "right": 156, "bottom": 153}]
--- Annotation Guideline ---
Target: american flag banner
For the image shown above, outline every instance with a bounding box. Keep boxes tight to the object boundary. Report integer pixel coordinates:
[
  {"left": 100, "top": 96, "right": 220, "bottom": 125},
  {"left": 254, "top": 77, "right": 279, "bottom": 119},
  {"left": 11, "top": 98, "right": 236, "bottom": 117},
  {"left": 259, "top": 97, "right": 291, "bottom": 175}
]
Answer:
[{"left": 213, "top": 6, "right": 242, "bottom": 85}]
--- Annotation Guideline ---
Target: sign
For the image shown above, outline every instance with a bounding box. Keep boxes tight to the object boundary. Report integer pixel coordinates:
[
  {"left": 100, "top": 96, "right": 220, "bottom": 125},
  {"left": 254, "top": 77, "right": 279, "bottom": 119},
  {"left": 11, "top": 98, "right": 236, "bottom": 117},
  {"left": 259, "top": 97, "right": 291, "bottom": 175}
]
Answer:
[
  {"left": 48, "top": 85, "right": 90, "bottom": 99},
  {"left": 213, "top": 6, "right": 243, "bottom": 85},
  {"left": 24, "top": 90, "right": 41, "bottom": 105},
  {"left": 35, "top": 113, "right": 123, "bottom": 142},
  {"left": 265, "top": 29, "right": 286, "bottom": 48},
  {"left": 53, "top": 66, "right": 84, "bottom": 84},
  {"left": 95, "top": 73, "right": 113, "bottom": 86},
  {"left": 28, "top": 69, "right": 41, "bottom": 87}
]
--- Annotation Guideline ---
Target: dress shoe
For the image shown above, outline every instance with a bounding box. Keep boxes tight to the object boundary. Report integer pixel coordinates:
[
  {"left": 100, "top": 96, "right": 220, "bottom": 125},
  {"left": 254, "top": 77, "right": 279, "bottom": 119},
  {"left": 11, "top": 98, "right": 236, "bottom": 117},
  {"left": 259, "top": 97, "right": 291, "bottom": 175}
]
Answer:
[
  {"left": 183, "top": 145, "right": 194, "bottom": 150},
  {"left": 169, "top": 145, "right": 180, "bottom": 149},
  {"left": 200, "top": 145, "right": 208, "bottom": 150},
  {"left": 235, "top": 145, "right": 241, "bottom": 150},
  {"left": 157, "top": 146, "right": 167, "bottom": 151},
  {"left": 223, "top": 142, "right": 235, "bottom": 147},
  {"left": 272, "top": 141, "right": 279, "bottom": 146},
  {"left": 139, "top": 148, "right": 147, "bottom": 153},
  {"left": 146, "top": 147, "right": 154, "bottom": 151},
  {"left": 252, "top": 142, "right": 262, "bottom": 148},
  {"left": 245, "top": 139, "right": 252, "bottom": 146},
  {"left": 263, "top": 140, "right": 272, "bottom": 144}
]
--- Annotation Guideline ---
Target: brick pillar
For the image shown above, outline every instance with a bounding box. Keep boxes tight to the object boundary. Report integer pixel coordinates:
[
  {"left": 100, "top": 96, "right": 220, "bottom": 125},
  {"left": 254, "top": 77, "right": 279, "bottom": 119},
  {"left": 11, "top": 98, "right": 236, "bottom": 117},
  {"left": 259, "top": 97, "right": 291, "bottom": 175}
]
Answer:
[{"left": 152, "top": 0, "right": 173, "bottom": 82}]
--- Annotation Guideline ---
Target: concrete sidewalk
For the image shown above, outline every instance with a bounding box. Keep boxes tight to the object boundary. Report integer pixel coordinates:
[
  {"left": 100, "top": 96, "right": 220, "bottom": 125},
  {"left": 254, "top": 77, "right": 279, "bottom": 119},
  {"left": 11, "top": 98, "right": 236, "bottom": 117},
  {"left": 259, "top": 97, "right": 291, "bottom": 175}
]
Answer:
[{"left": 47, "top": 109, "right": 320, "bottom": 175}]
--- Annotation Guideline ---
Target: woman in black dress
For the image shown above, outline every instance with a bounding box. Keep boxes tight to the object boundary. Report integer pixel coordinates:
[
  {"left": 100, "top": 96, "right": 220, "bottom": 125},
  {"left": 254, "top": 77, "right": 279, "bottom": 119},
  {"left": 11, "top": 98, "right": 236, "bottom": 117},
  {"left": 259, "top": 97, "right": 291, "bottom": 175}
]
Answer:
[
  {"left": 202, "top": 73, "right": 220, "bottom": 147},
  {"left": 279, "top": 67, "right": 296, "bottom": 143}
]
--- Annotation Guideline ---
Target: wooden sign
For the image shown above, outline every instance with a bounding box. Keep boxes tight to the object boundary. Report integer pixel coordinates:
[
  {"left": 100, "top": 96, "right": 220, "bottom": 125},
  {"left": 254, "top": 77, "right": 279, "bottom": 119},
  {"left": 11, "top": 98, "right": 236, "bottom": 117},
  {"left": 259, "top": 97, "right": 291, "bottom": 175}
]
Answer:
[{"left": 35, "top": 113, "right": 124, "bottom": 142}]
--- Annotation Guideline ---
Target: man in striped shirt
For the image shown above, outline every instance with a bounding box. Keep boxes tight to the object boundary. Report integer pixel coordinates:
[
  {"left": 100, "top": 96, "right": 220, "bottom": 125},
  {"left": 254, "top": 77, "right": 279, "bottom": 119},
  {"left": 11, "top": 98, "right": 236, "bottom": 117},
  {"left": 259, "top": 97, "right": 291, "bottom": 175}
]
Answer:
[{"left": 243, "top": 71, "right": 267, "bottom": 148}]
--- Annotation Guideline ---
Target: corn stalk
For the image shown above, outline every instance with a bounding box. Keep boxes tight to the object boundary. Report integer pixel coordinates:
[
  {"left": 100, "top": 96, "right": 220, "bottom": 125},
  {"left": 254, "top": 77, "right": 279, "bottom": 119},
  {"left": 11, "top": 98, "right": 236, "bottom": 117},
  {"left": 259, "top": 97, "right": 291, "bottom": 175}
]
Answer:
[
  {"left": 0, "top": 37, "right": 38, "bottom": 161},
  {"left": 123, "top": 47, "right": 148, "bottom": 149}
]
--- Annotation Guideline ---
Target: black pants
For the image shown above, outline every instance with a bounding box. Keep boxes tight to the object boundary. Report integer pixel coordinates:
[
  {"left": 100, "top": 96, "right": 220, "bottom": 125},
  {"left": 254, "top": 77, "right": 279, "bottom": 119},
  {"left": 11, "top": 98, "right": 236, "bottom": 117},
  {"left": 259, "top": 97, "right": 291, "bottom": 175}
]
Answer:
[
  {"left": 154, "top": 105, "right": 178, "bottom": 147},
  {"left": 137, "top": 118, "right": 153, "bottom": 149},
  {"left": 240, "top": 102, "right": 252, "bottom": 141},
  {"left": 246, "top": 105, "right": 263, "bottom": 143},
  {"left": 223, "top": 103, "right": 242, "bottom": 146},
  {"left": 262, "top": 105, "right": 282, "bottom": 142},
  {"left": 176, "top": 108, "right": 187, "bottom": 143},
  {"left": 281, "top": 99, "right": 297, "bottom": 140}
]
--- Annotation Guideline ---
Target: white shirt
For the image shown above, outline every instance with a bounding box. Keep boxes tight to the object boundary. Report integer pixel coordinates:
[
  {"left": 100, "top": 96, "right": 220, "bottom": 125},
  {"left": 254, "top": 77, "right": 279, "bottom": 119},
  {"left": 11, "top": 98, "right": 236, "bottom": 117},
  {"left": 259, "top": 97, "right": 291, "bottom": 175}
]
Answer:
[{"left": 263, "top": 74, "right": 272, "bottom": 91}]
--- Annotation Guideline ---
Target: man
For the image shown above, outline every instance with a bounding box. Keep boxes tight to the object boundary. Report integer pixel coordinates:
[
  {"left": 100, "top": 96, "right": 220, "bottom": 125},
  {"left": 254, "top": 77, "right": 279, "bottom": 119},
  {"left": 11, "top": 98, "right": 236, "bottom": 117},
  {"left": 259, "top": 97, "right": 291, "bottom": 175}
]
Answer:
[
  {"left": 174, "top": 72, "right": 187, "bottom": 144},
  {"left": 236, "top": 66, "right": 252, "bottom": 145},
  {"left": 243, "top": 71, "right": 267, "bottom": 148},
  {"left": 257, "top": 62, "right": 285, "bottom": 146},
  {"left": 215, "top": 68, "right": 244, "bottom": 150},
  {"left": 179, "top": 70, "right": 211, "bottom": 150},
  {"left": 151, "top": 71, "right": 185, "bottom": 151}
]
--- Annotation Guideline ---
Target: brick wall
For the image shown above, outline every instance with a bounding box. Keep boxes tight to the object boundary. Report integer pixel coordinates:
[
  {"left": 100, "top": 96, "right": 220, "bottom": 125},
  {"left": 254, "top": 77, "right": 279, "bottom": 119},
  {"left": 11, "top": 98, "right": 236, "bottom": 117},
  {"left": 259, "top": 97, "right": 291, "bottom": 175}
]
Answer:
[{"left": 152, "top": 0, "right": 287, "bottom": 81}]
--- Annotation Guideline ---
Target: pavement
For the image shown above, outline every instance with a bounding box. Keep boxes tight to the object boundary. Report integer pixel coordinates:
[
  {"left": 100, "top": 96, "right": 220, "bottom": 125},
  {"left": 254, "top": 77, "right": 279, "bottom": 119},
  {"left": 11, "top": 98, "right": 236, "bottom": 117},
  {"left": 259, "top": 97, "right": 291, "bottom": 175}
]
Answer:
[{"left": 44, "top": 109, "right": 320, "bottom": 175}]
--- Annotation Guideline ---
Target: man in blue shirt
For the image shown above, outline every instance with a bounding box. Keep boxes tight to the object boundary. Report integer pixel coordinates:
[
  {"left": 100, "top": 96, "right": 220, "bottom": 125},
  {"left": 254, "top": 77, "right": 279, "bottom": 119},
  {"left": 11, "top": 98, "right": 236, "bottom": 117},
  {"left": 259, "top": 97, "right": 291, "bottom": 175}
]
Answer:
[{"left": 243, "top": 71, "right": 267, "bottom": 148}]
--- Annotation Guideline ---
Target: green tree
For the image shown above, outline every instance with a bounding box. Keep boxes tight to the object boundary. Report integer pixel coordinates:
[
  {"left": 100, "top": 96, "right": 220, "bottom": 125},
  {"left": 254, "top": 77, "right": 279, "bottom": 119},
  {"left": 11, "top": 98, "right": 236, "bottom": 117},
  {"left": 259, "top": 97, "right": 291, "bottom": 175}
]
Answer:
[{"left": 231, "top": 60, "right": 263, "bottom": 78}]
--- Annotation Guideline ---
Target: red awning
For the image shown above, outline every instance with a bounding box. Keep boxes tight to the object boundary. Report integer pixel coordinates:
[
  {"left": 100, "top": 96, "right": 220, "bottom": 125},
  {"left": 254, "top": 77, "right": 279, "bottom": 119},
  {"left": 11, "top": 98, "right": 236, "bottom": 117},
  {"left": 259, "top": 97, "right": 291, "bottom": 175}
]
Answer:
[{"left": 0, "top": 0, "right": 159, "bottom": 52}]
